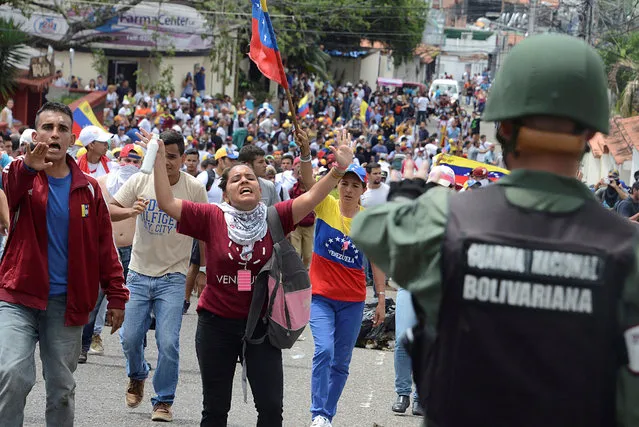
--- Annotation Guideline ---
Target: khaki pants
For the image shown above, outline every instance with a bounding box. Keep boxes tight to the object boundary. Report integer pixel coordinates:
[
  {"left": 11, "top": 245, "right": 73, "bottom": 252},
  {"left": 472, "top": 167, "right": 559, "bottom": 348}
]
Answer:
[{"left": 289, "top": 225, "right": 314, "bottom": 269}]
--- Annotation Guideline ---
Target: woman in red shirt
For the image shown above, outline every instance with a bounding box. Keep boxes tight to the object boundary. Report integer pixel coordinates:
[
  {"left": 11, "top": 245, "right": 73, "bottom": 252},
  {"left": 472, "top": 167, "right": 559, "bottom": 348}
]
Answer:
[{"left": 149, "top": 128, "right": 354, "bottom": 427}]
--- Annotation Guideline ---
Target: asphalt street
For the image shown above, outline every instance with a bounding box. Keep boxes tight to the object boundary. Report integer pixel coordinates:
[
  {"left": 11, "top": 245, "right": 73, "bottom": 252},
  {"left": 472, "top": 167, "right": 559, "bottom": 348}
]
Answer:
[{"left": 23, "top": 288, "right": 423, "bottom": 427}]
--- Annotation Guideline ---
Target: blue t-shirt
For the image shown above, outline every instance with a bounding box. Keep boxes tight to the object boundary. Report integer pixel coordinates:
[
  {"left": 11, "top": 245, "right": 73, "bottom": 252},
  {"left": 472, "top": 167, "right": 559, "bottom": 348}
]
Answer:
[{"left": 47, "top": 173, "right": 71, "bottom": 296}]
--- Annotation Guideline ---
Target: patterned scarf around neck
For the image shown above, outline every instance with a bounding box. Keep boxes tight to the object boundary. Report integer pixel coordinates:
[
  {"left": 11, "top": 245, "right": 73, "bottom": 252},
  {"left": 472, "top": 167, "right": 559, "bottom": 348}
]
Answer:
[{"left": 217, "top": 202, "right": 268, "bottom": 261}]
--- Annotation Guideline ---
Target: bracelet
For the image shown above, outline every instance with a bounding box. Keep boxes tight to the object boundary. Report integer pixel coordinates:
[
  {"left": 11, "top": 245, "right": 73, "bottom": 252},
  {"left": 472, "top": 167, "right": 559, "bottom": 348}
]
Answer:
[
  {"left": 331, "top": 167, "right": 346, "bottom": 180},
  {"left": 199, "top": 266, "right": 206, "bottom": 274},
  {"left": 300, "top": 154, "right": 312, "bottom": 163},
  {"left": 378, "top": 292, "right": 385, "bottom": 296}
]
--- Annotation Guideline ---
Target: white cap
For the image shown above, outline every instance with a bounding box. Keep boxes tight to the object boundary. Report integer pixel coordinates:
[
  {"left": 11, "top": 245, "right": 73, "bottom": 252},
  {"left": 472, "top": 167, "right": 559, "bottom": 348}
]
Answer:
[
  {"left": 427, "top": 165, "right": 456, "bottom": 188},
  {"left": 172, "top": 124, "right": 182, "bottom": 133},
  {"left": 122, "top": 99, "right": 130, "bottom": 105},
  {"left": 20, "top": 128, "right": 35, "bottom": 145},
  {"left": 79, "top": 125, "right": 113, "bottom": 147}
]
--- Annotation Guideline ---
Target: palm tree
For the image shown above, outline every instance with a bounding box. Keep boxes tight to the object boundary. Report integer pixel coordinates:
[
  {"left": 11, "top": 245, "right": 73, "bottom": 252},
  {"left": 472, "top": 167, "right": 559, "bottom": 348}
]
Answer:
[
  {"left": 0, "top": 18, "right": 28, "bottom": 100},
  {"left": 609, "top": 59, "right": 639, "bottom": 118}
]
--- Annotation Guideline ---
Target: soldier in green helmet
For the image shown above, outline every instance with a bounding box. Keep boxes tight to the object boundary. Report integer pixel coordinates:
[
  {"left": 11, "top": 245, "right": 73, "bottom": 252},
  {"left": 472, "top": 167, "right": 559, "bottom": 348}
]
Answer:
[{"left": 351, "top": 34, "right": 639, "bottom": 427}]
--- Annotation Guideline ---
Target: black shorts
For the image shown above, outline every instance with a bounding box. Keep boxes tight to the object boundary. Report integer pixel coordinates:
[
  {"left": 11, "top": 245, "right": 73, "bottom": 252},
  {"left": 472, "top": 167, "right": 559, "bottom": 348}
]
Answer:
[{"left": 190, "top": 239, "right": 200, "bottom": 266}]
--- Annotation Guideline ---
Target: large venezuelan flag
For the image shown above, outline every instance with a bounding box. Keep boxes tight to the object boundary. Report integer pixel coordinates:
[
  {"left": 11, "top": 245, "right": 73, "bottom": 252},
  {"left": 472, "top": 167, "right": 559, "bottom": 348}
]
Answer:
[
  {"left": 72, "top": 101, "right": 106, "bottom": 136},
  {"left": 434, "top": 153, "right": 510, "bottom": 186},
  {"left": 248, "top": 0, "right": 289, "bottom": 90},
  {"left": 309, "top": 196, "right": 366, "bottom": 302}
]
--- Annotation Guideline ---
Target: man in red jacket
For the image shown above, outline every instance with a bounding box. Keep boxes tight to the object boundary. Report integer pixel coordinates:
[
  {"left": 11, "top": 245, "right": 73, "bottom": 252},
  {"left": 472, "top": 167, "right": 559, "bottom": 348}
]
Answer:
[{"left": 0, "top": 102, "right": 129, "bottom": 427}]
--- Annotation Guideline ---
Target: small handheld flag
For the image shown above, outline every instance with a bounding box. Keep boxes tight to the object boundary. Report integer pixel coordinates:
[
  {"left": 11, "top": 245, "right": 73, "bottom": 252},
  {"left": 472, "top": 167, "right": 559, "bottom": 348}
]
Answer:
[
  {"left": 249, "top": 0, "right": 288, "bottom": 90},
  {"left": 298, "top": 94, "right": 310, "bottom": 117}
]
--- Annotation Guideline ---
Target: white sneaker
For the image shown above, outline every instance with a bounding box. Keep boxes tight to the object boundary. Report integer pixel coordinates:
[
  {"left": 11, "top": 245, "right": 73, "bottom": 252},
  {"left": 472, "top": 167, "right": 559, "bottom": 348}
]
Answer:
[{"left": 311, "top": 416, "right": 332, "bottom": 427}]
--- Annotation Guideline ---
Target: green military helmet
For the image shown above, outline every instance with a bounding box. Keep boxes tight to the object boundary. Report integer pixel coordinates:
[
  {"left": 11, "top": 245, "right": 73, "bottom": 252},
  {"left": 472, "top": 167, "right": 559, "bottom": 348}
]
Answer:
[{"left": 483, "top": 34, "right": 610, "bottom": 134}]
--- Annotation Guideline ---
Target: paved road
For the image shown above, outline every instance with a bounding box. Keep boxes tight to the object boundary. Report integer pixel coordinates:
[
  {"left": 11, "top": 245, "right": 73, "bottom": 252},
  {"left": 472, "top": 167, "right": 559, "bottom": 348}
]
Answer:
[{"left": 23, "top": 288, "right": 423, "bottom": 427}]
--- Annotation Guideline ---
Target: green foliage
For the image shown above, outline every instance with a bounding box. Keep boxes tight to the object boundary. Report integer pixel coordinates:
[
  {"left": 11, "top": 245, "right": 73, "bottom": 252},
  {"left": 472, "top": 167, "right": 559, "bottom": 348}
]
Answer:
[
  {"left": 598, "top": 32, "right": 639, "bottom": 71},
  {"left": 598, "top": 32, "right": 639, "bottom": 116},
  {"left": 91, "top": 48, "right": 108, "bottom": 77},
  {"left": 0, "top": 18, "right": 27, "bottom": 99},
  {"left": 237, "top": 70, "right": 272, "bottom": 103}
]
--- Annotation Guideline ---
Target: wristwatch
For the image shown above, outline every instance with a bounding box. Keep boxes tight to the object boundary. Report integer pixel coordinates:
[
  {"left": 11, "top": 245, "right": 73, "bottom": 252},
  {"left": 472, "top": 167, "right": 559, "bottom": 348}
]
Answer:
[{"left": 199, "top": 266, "right": 206, "bottom": 274}]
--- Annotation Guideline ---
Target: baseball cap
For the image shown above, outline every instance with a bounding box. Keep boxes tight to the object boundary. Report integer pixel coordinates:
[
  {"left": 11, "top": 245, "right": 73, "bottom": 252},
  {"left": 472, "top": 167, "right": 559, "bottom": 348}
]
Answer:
[
  {"left": 343, "top": 164, "right": 366, "bottom": 183},
  {"left": 427, "top": 165, "right": 456, "bottom": 188},
  {"left": 120, "top": 144, "right": 143, "bottom": 160},
  {"left": 20, "top": 128, "right": 35, "bottom": 145},
  {"left": 215, "top": 147, "right": 239, "bottom": 161},
  {"left": 471, "top": 166, "right": 488, "bottom": 179},
  {"left": 79, "top": 125, "right": 113, "bottom": 147}
]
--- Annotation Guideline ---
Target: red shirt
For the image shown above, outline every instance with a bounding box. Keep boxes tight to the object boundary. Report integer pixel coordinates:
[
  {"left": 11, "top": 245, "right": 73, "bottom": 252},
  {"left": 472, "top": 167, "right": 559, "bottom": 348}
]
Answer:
[{"left": 178, "top": 199, "right": 295, "bottom": 319}]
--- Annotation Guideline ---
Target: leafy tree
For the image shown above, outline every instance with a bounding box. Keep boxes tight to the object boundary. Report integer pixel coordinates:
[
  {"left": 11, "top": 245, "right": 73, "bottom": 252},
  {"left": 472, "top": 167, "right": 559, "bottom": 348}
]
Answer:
[
  {"left": 0, "top": 18, "right": 28, "bottom": 99},
  {"left": 598, "top": 32, "right": 639, "bottom": 116},
  {"left": 203, "top": 0, "right": 428, "bottom": 83}
]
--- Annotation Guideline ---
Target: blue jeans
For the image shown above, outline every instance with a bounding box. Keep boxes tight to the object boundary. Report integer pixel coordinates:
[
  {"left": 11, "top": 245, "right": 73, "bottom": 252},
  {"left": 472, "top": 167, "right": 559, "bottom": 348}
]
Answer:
[
  {"left": 119, "top": 270, "right": 185, "bottom": 406},
  {"left": 93, "top": 295, "right": 108, "bottom": 335},
  {"left": 310, "top": 295, "right": 365, "bottom": 421},
  {"left": 394, "top": 288, "right": 418, "bottom": 399},
  {"left": 81, "top": 245, "right": 133, "bottom": 350},
  {"left": 0, "top": 296, "right": 82, "bottom": 427},
  {"left": 82, "top": 288, "right": 106, "bottom": 352}
]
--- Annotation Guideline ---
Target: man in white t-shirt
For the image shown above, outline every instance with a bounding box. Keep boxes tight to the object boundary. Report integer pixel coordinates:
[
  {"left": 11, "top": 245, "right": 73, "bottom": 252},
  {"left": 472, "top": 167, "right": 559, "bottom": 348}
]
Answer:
[
  {"left": 109, "top": 130, "right": 208, "bottom": 422},
  {"left": 275, "top": 153, "right": 296, "bottom": 200},
  {"left": 360, "top": 161, "right": 390, "bottom": 289},
  {"left": 417, "top": 94, "right": 429, "bottom": 124},
  {"left": 361, "top": 162, "right": 390, "bottom": 208},
  {"left": 196, "top": 147, "right": 238, "bottom": 204}
]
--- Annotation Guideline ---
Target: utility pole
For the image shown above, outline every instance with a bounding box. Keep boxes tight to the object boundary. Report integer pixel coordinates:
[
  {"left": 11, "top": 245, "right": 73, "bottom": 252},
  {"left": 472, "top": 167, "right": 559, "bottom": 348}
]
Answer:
[{"left": 528, "top": 0, "right": 537, "bottom": 35}]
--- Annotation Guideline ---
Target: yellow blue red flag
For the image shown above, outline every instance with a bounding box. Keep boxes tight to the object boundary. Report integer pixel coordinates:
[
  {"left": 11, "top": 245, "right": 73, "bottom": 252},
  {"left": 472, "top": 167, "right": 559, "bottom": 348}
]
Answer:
[
  {"left": 248, "top": 0, "right": 289, "bottom": 90},
  {"left": 434, "top": 153, "right": 510, "bottom": 186},
  {"left": 298, "top": 94, "right": 309, "bottom": 117},
  {"left": 72, "top": 101, "right": 105, "bottom": 136}
]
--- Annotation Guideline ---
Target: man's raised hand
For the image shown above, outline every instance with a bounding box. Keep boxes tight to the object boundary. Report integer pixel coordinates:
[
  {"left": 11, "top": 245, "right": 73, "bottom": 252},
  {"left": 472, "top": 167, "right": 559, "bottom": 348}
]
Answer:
[{"left": 24, "top": 143, "right": 53, "bottom": 171}]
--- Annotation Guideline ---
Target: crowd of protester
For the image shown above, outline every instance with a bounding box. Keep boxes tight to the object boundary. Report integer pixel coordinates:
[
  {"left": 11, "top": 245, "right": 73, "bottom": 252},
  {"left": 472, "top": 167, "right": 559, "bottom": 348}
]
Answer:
[{"left": 1, "top": 62, "right": 639, "bottom": 427}]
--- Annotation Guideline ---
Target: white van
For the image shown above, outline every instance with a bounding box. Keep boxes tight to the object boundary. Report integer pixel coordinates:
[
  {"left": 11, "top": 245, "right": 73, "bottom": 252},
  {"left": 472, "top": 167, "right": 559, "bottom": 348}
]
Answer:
[{"left": 429, "top": 79, "right": 460, "bottom": 102}]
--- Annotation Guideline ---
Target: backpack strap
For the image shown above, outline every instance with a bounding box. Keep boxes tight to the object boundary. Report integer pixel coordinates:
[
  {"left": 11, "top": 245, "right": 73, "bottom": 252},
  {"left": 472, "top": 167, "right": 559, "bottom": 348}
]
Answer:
[
  {"left": 266, "top": 205, "right": 286, "bottom": 244},
  {"left": 243, "top": 206, "right": 282, "bottom": 344}
]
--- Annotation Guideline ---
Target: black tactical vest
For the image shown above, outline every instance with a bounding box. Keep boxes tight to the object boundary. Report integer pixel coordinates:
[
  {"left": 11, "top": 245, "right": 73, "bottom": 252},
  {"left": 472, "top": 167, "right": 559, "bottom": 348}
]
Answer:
[{"left": 424, "top": 184, "right": 636, "bottom": 427}]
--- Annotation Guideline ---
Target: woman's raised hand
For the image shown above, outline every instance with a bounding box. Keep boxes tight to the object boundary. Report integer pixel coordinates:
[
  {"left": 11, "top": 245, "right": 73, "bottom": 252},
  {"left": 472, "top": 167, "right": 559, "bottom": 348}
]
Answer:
[{"left": 330, "top": 129, "right": 354, "bottom": 170}]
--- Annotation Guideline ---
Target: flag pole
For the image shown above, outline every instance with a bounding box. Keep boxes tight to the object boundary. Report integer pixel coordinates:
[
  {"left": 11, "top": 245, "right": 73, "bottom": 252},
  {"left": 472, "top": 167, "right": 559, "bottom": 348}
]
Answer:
[{"left": 284, "top": 88, "right": 301, "bottom": 131}]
